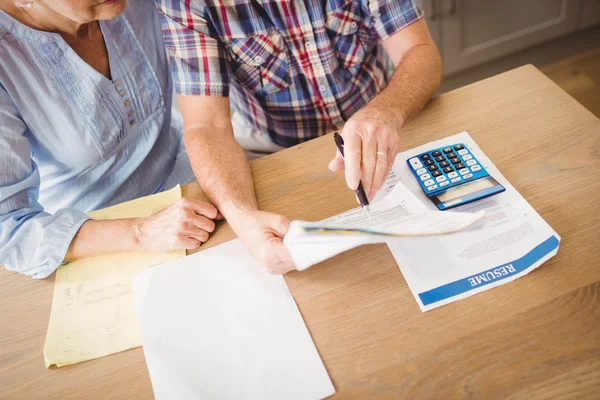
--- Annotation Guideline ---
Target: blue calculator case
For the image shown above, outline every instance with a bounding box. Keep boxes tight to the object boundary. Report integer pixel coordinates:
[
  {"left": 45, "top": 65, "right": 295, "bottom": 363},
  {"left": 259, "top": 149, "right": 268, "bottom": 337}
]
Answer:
[{"left": 407, "top": 143, "right": 505, "bottom": 210}]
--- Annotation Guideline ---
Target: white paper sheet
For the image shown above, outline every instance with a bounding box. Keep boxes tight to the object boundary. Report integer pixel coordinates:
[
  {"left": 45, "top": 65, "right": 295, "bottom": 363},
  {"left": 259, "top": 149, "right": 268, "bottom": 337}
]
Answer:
[
  {"left": 284, "top": 181, "right": 485, "bottom": 271},
  {"left": 133, "top": 239, "right": 335, "bottom": 400},
  {"left": 388, "top": 131, "right": 560, "bottom": 312}
]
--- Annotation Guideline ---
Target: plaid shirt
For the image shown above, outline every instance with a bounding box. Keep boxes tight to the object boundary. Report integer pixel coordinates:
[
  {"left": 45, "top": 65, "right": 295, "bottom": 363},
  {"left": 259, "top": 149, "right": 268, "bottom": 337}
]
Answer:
[{"left": 157, "top": 0, "right": 423, "bottom": 147}]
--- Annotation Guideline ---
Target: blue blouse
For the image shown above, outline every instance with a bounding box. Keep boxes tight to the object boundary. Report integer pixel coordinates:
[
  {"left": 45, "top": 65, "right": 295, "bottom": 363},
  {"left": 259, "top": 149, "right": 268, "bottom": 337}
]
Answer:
[{"left": 0, "top": 0, "right": 194, "bottom": 278}]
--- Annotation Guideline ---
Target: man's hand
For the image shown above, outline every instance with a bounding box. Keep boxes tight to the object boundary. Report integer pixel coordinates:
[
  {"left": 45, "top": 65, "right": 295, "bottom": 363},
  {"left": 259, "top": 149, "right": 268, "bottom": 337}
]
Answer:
[
  {"left": 232, "top": 210, "right": 296, "bottom": 275},
  {"left": 328, "top": 105, "right": 401, "bottom": 201},
  {"left": 329, "top": 19, "right": 441, "bottom": 201}
]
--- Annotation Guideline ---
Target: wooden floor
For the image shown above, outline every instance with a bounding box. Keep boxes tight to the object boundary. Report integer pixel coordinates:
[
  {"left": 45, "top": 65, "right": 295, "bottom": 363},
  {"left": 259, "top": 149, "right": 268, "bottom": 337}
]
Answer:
[{"left": 540, "top": 48, "right": 600, "bottom": 118}]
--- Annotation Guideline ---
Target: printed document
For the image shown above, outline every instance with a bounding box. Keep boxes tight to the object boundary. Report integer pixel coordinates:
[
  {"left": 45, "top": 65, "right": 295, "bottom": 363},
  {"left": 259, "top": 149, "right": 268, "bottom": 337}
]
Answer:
[
  {"left": 285, "top": 181, "right": 485, "bottom": 270},
  {"left": 43, "top": 186, "right": 185, "bottom": 367},
  {"left": 133, "top": 239, "right": 335, "bottom": 400}
]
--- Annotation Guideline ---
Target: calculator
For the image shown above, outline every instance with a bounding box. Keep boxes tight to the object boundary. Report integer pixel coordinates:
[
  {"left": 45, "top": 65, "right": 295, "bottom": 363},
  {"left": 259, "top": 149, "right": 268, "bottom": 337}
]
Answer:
[{"left": 407, "top": 143, "right": 505, "bottom": 210}]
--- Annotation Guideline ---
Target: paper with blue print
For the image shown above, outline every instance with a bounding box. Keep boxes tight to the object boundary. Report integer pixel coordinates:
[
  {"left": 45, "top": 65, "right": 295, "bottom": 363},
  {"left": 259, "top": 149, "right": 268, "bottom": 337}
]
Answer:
[{"left": 388, "top": 132, "right": 560, "bottom": 312}]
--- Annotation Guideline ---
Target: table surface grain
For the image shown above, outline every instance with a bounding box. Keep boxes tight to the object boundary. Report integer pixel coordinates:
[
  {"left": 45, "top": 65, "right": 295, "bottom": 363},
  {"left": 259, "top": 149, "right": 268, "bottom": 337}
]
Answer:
[{"left": 1, "top": 65, "right": 599, "bottom": 400}]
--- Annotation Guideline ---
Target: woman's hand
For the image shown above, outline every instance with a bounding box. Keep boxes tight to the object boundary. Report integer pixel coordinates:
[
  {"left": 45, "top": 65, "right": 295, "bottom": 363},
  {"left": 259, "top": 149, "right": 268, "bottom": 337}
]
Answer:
[{"left": 133, "top": 197, "right": 220, "bottom": 252}]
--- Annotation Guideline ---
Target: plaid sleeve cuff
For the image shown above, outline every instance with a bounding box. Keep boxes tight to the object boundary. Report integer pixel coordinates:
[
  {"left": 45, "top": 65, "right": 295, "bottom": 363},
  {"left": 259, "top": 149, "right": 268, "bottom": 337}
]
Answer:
[
  {"left": 168, "top": 54, "right": 231, "bottom": 97},
  {"left": 371, "top": 0, "right": 425, "bottom": 41},
  {"left": 157, "top": 1, "right": 231, "bottom": 97}
]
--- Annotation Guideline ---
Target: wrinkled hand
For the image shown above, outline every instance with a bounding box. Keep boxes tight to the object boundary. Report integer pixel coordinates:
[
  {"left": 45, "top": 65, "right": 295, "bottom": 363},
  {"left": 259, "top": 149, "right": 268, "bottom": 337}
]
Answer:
[
  {"left": 133, "top": 197, "right": 219, "bottom": 252},
  {"left": 234, "top": 210, "right": 296, "bottom": 275},
  {"left": 329, "top": 105, "right": 402, "bottom": 200}
]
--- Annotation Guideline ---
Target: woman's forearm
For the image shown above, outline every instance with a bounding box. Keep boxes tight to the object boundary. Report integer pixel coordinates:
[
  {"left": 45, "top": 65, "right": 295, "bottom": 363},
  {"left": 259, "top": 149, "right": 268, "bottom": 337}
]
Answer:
[
  {"left": 64, "top": 196, "right": 220, "bottom": 262},
  {"left": 64, "top": 219, "right": 142, "bottom": 261}
]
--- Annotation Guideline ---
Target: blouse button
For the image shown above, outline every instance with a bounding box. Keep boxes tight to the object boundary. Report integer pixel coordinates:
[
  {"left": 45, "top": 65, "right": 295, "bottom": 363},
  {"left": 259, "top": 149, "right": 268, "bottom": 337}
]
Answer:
[
  {"left": 114, "top": 80, "right": 121, "bottom": 86},
  {"left": 254, "top": 55, "right": 263, "bottom": 63},
  {"left": 127, "top": 111, "right": 133, "bottom": 117},
  {"left": 350, "top": 22, "right": 358, "bottom": 29},
  {"left": 119, "top": 90, "right": 126, "bottom": 97},
  {"left": 124, "top": 100, "right": 130, "bottom": 107},
  {"left": 130, "top": 120, "right": 135, "bottom": 126}
]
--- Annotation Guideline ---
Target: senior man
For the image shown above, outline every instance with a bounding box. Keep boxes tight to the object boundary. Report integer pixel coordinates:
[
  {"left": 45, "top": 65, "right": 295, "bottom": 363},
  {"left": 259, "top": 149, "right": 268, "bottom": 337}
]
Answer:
[{"left": 156, "top": 0, "right": 442, "bottom": 273}]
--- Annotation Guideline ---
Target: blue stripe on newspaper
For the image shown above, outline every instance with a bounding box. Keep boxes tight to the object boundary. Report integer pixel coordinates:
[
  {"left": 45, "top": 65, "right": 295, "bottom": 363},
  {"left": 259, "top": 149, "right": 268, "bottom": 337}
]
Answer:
[{"left": 418, "top": 236, "right": 559, "bottom": 306}]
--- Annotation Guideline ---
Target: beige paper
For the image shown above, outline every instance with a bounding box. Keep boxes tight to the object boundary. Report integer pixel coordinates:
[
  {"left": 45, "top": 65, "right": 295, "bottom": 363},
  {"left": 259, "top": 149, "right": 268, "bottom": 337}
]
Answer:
[{"left": 43, "top": 186, "right": 185, "bottom": 367}]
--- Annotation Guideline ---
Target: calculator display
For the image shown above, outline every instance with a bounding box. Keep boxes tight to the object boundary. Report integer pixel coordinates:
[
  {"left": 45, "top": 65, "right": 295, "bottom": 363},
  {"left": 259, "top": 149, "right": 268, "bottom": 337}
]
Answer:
[{"left": 435, "top": 178, "right": 495, "bottom": 203}]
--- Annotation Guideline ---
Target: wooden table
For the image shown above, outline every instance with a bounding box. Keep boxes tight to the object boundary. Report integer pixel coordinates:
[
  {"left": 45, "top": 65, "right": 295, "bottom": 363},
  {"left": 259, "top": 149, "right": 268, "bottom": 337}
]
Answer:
[{"left": 1, "top": 65, "right": 599, "bottom": 399}]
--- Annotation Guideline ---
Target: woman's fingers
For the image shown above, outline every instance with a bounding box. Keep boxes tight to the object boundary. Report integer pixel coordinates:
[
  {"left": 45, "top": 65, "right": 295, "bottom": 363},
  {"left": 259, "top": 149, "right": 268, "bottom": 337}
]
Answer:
[
  {"left": 178, "top": 237, "right": 202, "bottom": 250},
  {"left": 176, "top": 197, "right": 218, "bottom": 219}
]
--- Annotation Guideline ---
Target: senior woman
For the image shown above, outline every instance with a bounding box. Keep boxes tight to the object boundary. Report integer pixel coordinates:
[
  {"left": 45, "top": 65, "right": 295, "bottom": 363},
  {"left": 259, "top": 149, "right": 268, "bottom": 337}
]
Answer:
[{"left": 0, "top": 0, "right": 219, "bottom": 278}]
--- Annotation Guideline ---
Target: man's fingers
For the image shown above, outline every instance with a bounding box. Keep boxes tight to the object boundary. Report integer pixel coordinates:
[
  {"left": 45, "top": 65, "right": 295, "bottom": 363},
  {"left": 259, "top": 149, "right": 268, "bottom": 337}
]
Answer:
[
  {"left": 265, "top": 236, "right": 296, "bottom": 275},
  {"left": 341, "top": 130, "right": 362, "bottom": 190},
  {"left": 370, "top": 149, "right": 389, "bottom": 200},
  {"left": 360, "top": 130, "right": 377, "bottom": 197},
  {"left": 268, "top": 214, "right": 290, "bottom": 238},
  {"left": 328, "top": 151, "right": 345, "bottom": 172}
]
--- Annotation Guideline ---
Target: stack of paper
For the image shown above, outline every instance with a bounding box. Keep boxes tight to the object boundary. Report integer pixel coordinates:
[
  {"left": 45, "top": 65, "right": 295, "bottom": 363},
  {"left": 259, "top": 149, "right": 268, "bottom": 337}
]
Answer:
[
  {"left": 133, "top": 239, "right": 335, "bottom": 400},
  {"left": 44, "top": 186, "right": 185, "bottom": 367}
]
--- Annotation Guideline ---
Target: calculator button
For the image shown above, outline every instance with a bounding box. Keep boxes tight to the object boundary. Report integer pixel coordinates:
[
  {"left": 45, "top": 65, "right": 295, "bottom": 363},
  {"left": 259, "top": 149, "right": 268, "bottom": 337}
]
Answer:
[
  {"left": 409, "top": 157, "right": 423, "bottom": 169},
  {"left": 463, "top": 173, "right": 473, "bottom": 179},
  {"left": 458, "top": 149, "right": 469, "bottom": 156},
  {"left": 416, "top": 168, "right": 427, "bottom": 175},
  {"left": 424, "top": 179, "right": 435, "bottom": 186},
  {"left": 435, "top": 176, "right": 447, "bottom": 183},
  {"left": 451, "top": 177, "right": 462, "bottom": 183},
  {"left": 447, "top": 171, "right": 458, "bottom": 179},
  {"left": 432, "top": 151, "right": 442, "bottom": 157},
  {"left": 428, "top": 165, "right": 439, "bottom": 171},
  {"left": 439, "top": 161, "right": 449, "bottom": 168},
  {"left": 420, "top": 173, "right": 431, "bottom": 181},
  {"left": 439, "top": 181, "right": 450, "bottom": 187},
  {"left": 420, "top": 154, "right": 431, "bottom": 161},
  {"left": 462, "top": 154, "right": 473, "bottom": 161},
  {"left": 443, "top": 166, "right": 454, "bottom": 173},
  {"left": 426, "top": 184, "right": 438, "bottom": 191},
  {"left": 450, "top": 158, "right": 461, "bottom": 164},
  {"left": 459, "top": 168, "right": 470, "bottom": 175},
  {"left": 454, "top": 144, "right": 464, "bottom": 151},
  {"left": 447, "top": 152, "right": 457, "bottom": 159},
  {"left": 424, "top": 159, "right": 435, "bottom": 166},
  {"left": 471, "top": 165, "right": 482, "bottom": 172},
  {"left": 466, "top": 160, "right": 477, "bottom": 166},
  {"left": 456, "top": 163, "right": 466, "bottom": 169},
  {"left": 435, "top": 156, "right": 445, "bottom": 162},
  {"left": 443, "top": 147, "right": 453, "bottom": 154},
  {"left": 431, "top": 170, "right": 442, "bottom": 177}
]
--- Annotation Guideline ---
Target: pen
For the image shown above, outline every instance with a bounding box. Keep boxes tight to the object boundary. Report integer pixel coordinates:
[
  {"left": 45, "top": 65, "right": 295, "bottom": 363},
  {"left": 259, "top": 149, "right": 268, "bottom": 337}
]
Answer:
[{"left": 333, "top": 132, "right": 372, "bottom": 219}]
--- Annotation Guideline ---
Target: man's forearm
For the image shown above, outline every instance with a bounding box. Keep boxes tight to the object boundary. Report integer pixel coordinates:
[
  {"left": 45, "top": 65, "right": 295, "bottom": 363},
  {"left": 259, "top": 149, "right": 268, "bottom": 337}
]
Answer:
[
  {"left": 368, "top": 44, "right": 442, "bottom": 128},
  {"left": 184, "top": 127, "right": 258, "bottom": 221}
]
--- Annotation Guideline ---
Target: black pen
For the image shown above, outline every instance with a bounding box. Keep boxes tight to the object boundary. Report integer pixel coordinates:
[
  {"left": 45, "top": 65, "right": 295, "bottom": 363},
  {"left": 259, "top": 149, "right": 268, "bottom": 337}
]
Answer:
[{"left": 333, "top": 132, "right": 372, "bottom": 219}]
